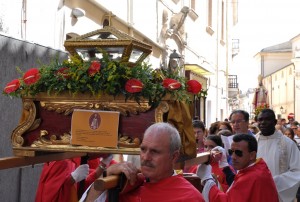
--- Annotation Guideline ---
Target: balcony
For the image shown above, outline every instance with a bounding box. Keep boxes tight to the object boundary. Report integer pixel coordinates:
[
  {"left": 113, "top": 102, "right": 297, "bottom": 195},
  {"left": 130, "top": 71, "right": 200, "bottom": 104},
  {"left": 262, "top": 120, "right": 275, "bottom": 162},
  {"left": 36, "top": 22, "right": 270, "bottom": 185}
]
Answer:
[
  {"left": 228, "top": 75, "right": 239, "bottom": 98},
  {"left": 232, "top": 39, "right": 240, "bottom": 57}
]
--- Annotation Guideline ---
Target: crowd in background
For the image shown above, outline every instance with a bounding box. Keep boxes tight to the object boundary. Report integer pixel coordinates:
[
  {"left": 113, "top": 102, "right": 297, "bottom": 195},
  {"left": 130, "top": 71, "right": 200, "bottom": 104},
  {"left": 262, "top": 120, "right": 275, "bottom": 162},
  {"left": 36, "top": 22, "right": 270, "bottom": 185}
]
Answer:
[
  {"left": 192, "top": 109, "right": 300, "bottom": 202},
  {"left": 193, "top": 112, "right": 300, "bottom": 151}
]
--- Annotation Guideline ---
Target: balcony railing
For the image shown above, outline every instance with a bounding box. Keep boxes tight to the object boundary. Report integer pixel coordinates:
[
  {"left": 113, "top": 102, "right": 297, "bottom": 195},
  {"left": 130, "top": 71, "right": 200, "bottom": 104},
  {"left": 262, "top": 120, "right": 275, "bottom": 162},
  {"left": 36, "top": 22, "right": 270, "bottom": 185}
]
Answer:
[
  {"left": 228, "top": 75, "right": 238, "bottom": 88},
  {"left": 232, "top": 39, "right": 240, "bottom": 57}
]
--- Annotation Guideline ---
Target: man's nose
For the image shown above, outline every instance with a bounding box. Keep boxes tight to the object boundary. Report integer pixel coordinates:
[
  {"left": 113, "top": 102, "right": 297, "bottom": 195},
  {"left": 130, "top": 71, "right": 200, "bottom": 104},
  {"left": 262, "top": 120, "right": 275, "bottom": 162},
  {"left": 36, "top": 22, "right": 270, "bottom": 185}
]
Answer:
[{"left": 142, "top": 151, "right": 151, "bottom": 160}]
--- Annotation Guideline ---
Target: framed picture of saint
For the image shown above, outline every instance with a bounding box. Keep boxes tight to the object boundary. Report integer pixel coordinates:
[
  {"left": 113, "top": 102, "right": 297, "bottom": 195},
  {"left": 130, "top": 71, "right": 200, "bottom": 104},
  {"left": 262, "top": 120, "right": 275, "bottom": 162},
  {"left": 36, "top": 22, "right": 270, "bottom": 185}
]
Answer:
[{"left": 89, "top": 113, "right": 101, "bottom": 130}]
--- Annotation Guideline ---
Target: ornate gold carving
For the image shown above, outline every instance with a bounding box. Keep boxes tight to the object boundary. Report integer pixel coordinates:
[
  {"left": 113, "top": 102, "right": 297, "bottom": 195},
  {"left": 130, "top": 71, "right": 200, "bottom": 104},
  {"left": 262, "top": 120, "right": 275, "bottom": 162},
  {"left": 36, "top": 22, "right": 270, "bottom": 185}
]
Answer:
[
  {"left": 40, "top": 101, "right": 151, "bottom": 116},
  {"left": 11, "top": 94, "right": 154, "bottom": 148},
  {"left": 11, "top": 92, "right": 173, "bottom": 150},
  {"left": 12, "top": 100, "right": 37, "bottom": 147},
  {"left": 31, "top": 130, "right": 71, "bottom": 147},
  {"left": 155, "top": 101, "right": 170, "bottom": 122},
  {"left": 28, "top": 118, "right": 41, "bottom": 132},
  {"left": 118, "top": 136, "right": 140, "bottom": 148}
]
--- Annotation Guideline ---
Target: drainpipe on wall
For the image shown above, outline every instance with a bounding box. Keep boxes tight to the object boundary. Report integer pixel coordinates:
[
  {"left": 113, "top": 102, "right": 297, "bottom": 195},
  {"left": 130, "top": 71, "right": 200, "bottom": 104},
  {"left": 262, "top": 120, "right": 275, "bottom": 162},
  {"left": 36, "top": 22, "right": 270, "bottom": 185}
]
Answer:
[
  {"left": 215, "top": 0, "right": 220, "bottom": 121},
  {"left": 21, "top": 0, "right": 27, "bottom": 40},
  {"left": 225, "top": 0, "right": 229, "bottom": 119}
]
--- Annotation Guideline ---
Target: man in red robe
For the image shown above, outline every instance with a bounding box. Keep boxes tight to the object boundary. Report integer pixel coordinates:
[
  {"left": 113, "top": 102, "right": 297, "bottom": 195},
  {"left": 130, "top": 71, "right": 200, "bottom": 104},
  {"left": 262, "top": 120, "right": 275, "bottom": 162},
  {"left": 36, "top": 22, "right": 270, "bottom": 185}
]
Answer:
[
  {"left": 197, "top": 134, "right": 278, "bottom": 202},
  {"left": 35, "top": 155, "right": 116, "bottom": 202},
  {"left": 83, "top": 122, "right": 205, "bottom": 202}
]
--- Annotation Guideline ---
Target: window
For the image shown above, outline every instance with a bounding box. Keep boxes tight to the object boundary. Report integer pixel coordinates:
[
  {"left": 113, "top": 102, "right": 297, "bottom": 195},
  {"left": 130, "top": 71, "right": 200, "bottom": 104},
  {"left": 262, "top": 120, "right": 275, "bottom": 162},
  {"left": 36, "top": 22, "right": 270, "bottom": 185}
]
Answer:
[
  {"left": 208, "top": 0, "right": 212, "bottom": 27},
  {"left": 191, "top": 0, "right": 196, "bottom": 10},
  {"left": 206, "top": 0, "right": 214, "bottom": 35},
  {"left": 221, "top": 1, "right": 225, "bottom": 42},
  {"left": 103, "top": 19, "right": 109, "bottom": 27},
  {"left": 188, "top": 0, "right": 199, "bottom": 20}
]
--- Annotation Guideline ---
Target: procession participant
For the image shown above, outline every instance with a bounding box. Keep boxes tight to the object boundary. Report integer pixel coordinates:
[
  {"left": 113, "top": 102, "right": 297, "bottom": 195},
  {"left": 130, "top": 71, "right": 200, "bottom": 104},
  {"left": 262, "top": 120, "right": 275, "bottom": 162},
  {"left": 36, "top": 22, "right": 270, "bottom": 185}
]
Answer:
[
  {"left": 202, "top": 135, "right": 235, "bottom": 192},
  {"left": 197, "top": 134, "right": 278, "bottom": 202},
  {"left": 286, "top": 113, "right": 295, "bottom": 128},
  {"left": 82, "top": 122, "right": 205, "bottom": 202},
  {"left": 35, "top": 154, "right": 115, "bottom": 202},
  {"left": 229, "top": 110, "right": 254, "bottom": 135},
  {"left": 183, "top": 120, "right": 206, "bottom": 173},
  {"left": 284, "top": 127, "right": 298, "bottom": 145},
  {"left": 256, "top": 109, "right": 300, "bottom": 202},
  {"left": 217, "top": 121, "right": 233, "bottom": 133},
  {"left": 192, "top": 120, "right": 207, "bottom": 153},
  {"left": 226, "top": 109, "right": 253, "bottom": 168}
]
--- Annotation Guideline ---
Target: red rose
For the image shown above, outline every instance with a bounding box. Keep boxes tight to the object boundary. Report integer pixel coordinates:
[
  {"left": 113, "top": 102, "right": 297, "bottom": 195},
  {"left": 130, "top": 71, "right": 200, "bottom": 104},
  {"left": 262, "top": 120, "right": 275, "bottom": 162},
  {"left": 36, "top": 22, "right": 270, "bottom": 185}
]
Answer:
[
  {"left": 163, "top": 78, "right": 181, "bottom": 90},
  {"left": 187, "top": 80, "right": 202, "bottom": 94},
  {"left": 23, "top": 68, "right": 40, "bottom": 85},
  {"left": 125, "top": 79, "right": 143, "bottom": 93},
  {"left": 56, "top": 67, "right": 70, "bottom": 79},
  {"left": 88, "top": 61, "right": 101, "bottom": 76},
  {"left": 4, "top": 79, "right": 21, "bottom": 93}
]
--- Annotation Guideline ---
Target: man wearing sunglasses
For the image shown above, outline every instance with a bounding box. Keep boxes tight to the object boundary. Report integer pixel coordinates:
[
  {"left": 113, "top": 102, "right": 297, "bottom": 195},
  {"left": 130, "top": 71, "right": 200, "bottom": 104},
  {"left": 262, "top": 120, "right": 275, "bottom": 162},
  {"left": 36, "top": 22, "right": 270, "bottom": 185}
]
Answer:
[
  {"left": 256, "top": 109, "right": 300, "bottom": 202},
  {"left": 196, "top": 134, "right": 279, "bottom": 202}
]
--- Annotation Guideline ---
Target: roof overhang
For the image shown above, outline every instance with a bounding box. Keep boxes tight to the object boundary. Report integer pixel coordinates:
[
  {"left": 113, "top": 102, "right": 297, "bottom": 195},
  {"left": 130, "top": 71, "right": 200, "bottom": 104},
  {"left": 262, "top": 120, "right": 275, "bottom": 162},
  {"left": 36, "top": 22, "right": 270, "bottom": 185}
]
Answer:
[{"left": 184, "top": 64, "right": 212, "bottom": 76}]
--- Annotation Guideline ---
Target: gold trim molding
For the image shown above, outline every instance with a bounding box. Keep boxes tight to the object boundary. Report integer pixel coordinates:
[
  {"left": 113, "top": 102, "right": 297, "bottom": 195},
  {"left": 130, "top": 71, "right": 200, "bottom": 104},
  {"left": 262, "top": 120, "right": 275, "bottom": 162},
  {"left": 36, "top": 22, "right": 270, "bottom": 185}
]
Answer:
[{"left": 11, "top": 94, "right": 170, "bottom": 149}]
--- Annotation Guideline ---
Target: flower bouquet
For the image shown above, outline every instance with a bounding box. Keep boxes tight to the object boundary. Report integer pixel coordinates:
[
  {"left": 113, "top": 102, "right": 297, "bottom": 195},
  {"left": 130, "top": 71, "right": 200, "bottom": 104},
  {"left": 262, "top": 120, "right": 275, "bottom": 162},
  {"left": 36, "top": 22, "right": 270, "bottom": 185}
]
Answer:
[
  {"left": 3, "top": 51, "right": 202, "bottom": 107},
  {"left": 254, "top": 103, "right": 270, "bottom": 116}
]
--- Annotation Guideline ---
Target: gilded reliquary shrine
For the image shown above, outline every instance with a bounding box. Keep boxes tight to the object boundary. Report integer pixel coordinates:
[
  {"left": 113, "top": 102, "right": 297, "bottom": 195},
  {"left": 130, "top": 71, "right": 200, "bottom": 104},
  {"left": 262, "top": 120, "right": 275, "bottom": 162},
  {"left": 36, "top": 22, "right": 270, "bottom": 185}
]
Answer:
[
  {"left": 64, "top": 26, "right": 152, "bottom": 67},
  {"left": 6, "top": 26, "right": 198, "bottom": 159}
]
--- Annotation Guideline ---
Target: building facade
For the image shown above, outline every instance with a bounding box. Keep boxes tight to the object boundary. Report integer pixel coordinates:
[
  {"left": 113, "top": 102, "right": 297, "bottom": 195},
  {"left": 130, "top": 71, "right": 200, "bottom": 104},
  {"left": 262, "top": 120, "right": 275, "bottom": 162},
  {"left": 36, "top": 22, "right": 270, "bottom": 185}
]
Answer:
[
  {"left": 1, "top": 0, "right": 238, "bottom": 126},
  {"left": 254, "top": 34, "right": 300, "bottom": 121}
]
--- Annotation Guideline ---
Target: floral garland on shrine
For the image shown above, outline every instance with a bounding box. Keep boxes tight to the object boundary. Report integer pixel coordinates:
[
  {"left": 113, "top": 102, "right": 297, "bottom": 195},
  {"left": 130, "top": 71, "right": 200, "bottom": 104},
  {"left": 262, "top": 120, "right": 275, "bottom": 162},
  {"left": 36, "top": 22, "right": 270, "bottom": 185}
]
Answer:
[
  {"left": 3, "top": 51, "right": 203, "bottom": 107},
  {"left": 254, "top": 103, "right": 270, "bottom": 116}
]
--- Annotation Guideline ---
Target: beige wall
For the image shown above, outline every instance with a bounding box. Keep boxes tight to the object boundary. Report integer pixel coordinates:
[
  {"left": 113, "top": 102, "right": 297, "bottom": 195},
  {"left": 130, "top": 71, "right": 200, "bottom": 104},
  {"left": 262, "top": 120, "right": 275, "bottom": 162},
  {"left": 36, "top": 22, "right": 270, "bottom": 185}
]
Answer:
[
  {"left": 262, "top": 58, "right": 296, "bottom": 119},
  {"left": 265, "top": 65, "right": 295, "bottom": 118},
  {"left": 260, "top": 52, "right": 293, "bottom": 77}
]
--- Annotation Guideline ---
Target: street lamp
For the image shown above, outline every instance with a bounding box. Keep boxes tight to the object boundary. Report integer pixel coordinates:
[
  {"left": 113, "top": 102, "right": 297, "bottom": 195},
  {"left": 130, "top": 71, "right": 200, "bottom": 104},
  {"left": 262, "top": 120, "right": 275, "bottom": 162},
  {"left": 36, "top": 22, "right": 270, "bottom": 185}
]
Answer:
[
  {"left": 280, "top": 106, "right": 285, "bottom": 114},
  {"left": 168, "top": 50, "right": 181, "bottom": 74}
]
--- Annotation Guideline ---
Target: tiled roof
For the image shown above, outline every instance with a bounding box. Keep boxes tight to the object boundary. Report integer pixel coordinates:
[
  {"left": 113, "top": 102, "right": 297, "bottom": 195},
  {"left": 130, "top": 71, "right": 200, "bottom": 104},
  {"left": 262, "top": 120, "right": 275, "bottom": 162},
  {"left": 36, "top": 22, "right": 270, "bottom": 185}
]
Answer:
[{"left": 260, "top": 41, "right": 292, "bottom": 53}]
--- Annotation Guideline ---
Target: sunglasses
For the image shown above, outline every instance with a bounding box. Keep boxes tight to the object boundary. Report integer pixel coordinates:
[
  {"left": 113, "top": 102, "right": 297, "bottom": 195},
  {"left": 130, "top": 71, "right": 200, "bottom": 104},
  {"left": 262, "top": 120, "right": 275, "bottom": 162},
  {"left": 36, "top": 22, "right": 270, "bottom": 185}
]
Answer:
[{"left": 228, "top": 149, "right": 243, "bottom": 157}]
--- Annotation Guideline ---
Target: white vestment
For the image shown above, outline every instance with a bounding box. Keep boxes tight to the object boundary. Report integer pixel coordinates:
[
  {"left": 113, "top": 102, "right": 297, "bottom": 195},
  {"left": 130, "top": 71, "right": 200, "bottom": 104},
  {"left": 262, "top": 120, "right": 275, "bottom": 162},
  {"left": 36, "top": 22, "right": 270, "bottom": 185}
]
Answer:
[{"left": 256, "top": 130, "right": 300, "bottom": 202}]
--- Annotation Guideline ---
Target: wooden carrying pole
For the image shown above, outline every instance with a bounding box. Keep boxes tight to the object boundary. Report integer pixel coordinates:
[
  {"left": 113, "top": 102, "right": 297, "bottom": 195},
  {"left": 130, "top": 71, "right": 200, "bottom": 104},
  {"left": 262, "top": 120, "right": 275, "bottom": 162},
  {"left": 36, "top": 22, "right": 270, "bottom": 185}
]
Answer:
[
  {"left": 94, "top": 175, "right": 120, "bottom": 191},
  {"left": 184, "top": 152, "right": 210, "bottom": 167},
  {"left": 0, "top": 152, "right": 87, "bottom": 170},
  {"left": 94, "top": 152, "right": 210, "bottom": 191}
]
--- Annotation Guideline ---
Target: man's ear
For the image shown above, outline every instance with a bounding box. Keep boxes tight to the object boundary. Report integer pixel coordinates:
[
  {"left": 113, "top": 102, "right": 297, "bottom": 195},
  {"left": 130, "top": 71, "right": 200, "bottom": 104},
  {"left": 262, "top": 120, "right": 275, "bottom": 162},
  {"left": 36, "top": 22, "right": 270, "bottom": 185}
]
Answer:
[
  {"left": 250, "top": 151, "right": 257, "bottom": 161},
  {"left": 172, "top": 150, "right": 180, "bottom": 162}
]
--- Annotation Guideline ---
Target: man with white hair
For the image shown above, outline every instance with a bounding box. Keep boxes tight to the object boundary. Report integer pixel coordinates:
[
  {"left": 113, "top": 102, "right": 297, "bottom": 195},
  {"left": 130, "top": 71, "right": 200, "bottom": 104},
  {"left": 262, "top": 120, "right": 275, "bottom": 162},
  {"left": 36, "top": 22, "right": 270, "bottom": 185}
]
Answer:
[{"left": 81, "top": 122, "right": 204, "bottom": 202}]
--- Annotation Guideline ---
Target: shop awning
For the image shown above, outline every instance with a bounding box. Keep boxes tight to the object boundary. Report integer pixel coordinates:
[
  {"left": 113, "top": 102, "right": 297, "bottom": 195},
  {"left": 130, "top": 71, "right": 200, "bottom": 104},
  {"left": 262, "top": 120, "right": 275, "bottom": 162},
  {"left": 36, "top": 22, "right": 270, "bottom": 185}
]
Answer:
[{"left": 184, "top": 64, "right": 212, "bottom": 76}]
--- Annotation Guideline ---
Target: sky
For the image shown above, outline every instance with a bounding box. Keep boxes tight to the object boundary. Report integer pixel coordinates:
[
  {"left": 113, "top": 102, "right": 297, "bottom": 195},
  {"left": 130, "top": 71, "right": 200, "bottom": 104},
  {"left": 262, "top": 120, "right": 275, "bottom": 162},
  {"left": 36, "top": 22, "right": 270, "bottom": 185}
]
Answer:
[{"left": 232, "top": 0, "right": 300, "bottom": 93}]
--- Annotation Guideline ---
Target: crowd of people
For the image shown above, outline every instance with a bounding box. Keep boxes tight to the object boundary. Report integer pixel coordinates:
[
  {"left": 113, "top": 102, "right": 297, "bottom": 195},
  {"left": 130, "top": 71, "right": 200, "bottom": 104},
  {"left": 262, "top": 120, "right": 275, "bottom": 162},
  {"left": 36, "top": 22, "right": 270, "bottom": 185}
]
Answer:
[
  {"left": 193, "top": 109, "right": 300, "bottom": 202},
  {"left": 34, "top": 109, "right": 300, "bottom": 202}
]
